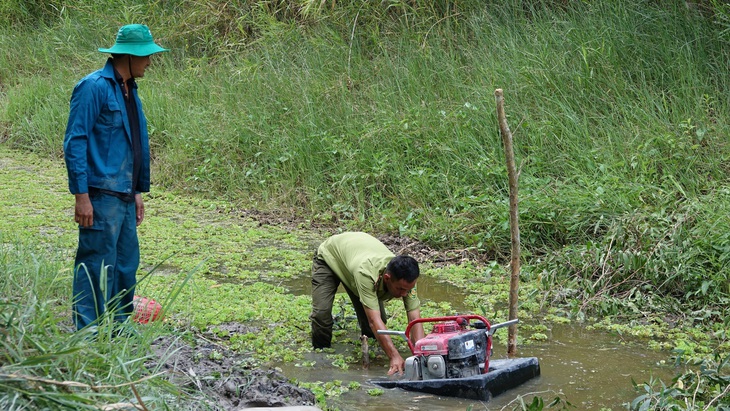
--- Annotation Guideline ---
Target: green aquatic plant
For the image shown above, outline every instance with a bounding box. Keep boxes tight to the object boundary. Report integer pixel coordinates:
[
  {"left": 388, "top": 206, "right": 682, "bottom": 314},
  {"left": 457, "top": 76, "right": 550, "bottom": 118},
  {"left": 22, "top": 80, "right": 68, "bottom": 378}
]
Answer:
[
  {"left": 629, "top": 354, "right": 730, "bottom": 411},
  {"left": 329, "top": 355, "right": 350, "bottom": 370},
  {"left": 299, "top": 379, "right": 353, "bottom": 407},
  {"left": 366, "top": 388, "right": 384, "bottom": 397}
]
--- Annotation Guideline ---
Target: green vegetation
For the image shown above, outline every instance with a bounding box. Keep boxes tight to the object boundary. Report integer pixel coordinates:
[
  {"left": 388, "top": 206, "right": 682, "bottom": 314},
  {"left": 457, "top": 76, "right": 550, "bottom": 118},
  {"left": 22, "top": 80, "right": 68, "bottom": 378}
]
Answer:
[
  {"left": 1, "top": 1, "right": 729, "bottom": 410},
  {"left": 630, "top": 354, "right": 730, "bottom": 411},
  {"left": 0, "top": 230, "right": 179, "bottom": 409}
]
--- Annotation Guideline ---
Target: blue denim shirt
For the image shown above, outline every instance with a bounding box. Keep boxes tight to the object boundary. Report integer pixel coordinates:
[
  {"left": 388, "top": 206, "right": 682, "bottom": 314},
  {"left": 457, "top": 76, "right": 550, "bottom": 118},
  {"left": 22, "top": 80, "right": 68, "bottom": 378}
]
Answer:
[{"left": 64, "top": 58, "right": 151, "bottom": 195}]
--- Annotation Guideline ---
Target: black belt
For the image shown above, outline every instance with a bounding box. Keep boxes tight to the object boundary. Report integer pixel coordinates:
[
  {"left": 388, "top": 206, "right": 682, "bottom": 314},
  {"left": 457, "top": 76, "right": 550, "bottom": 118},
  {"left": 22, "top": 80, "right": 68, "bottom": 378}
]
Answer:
[{"left": 89, "top": 187, "right": 135, "bottom": 203}]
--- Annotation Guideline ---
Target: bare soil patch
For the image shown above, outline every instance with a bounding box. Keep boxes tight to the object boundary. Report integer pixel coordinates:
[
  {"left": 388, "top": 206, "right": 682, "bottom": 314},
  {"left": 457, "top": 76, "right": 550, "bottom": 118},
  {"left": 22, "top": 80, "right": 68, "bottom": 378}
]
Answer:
[{"left": 148, "top": 327, "right": 316, "bottom": 410}]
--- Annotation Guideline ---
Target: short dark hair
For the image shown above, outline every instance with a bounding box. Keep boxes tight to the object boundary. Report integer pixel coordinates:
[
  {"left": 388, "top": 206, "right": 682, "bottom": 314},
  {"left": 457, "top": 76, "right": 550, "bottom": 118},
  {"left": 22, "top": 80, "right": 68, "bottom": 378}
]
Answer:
[{"left": 386, "top": 255, "right": 419, "bottom": 282}]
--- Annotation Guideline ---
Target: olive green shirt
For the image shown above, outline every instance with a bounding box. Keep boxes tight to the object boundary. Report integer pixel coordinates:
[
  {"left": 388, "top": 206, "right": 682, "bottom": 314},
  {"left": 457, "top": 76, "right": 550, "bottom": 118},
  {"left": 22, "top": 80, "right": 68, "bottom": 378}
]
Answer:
[{"left": 316, "top": 232, "right": 420, "bottom": 312}]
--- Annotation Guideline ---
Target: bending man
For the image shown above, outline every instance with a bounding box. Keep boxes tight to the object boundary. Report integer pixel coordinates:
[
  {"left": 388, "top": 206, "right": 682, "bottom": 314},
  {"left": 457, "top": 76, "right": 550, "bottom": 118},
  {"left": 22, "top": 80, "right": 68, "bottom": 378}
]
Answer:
[{"left": 310, "top": 232, "right": 425, "bottom": 375}]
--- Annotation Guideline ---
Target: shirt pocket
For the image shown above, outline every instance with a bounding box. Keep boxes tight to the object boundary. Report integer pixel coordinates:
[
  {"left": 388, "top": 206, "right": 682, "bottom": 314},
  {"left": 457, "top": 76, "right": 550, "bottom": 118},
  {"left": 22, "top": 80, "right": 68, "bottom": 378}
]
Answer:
[
  {"left": 98, "top": 99, "right": 124, "bottom": 128},
  {"left": 92, "top": 98, "right": 127, "bottom": 170}
]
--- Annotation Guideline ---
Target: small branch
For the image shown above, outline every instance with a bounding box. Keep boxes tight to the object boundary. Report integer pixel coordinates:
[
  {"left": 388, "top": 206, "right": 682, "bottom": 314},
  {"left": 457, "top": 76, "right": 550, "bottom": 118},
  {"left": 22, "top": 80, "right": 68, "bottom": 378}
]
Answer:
[
  {"left": 130, "top": 383, "right": 149, "bottom": 411},
  {"left": 101, "top": 403, "right": 144, "bottom": 411},
  {"left": 704, "top": 381, "right": 730, "bottom": 410},
  {"left": 361, "top": 335, "right": 370, "bottom": 369},
  {"left": 692, "top": 371, "right": 701, "bottom": 408},
  {"left": 0, "top": 372, "right": 164, "bottom": 391}
]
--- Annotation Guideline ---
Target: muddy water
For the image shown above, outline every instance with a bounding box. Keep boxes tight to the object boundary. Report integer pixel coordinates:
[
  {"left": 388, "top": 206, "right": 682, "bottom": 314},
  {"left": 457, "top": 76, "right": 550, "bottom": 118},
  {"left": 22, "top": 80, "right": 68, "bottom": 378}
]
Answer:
[{"left": 280, "top": 276, "right": 678, "bottom": 410}]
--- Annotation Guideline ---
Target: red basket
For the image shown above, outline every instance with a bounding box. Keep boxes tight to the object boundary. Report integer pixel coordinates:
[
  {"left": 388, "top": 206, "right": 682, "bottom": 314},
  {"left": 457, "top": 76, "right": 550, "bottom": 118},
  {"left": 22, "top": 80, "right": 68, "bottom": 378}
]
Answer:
[{"left": 132, "top": 296, "right": 162, "bottom": 324}]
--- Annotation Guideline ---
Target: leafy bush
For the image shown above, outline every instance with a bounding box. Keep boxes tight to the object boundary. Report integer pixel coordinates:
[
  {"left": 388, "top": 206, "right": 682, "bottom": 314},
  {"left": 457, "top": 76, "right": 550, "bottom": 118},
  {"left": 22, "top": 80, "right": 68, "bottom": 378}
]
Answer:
[{"left": 630, "top": 354, "right": 730, "bottom": 411}]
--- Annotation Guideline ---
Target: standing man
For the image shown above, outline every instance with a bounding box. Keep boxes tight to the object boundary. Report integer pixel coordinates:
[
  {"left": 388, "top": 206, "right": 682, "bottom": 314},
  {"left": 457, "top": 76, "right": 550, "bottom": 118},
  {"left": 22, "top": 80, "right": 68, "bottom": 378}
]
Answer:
[
  {"left": 63, "top": 24, "right": 168, "bottom": 331},
  {"left": 310, "top": 232, "right": 425, "bottom": 375}
]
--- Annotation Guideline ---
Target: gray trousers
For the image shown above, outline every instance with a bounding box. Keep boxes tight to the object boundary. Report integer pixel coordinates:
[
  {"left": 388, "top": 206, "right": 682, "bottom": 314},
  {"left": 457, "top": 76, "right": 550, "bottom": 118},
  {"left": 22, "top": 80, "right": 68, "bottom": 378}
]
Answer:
[{"left": 310, "top": 256, "right": 386, "bottom": 348}]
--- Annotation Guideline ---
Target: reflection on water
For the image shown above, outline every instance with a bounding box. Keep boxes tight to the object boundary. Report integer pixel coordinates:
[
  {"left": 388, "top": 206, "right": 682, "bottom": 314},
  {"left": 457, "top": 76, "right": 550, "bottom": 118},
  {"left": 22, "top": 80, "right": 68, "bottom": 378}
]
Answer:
[{"left": 280, "top": 275, "right": 678, "bottom": 410}]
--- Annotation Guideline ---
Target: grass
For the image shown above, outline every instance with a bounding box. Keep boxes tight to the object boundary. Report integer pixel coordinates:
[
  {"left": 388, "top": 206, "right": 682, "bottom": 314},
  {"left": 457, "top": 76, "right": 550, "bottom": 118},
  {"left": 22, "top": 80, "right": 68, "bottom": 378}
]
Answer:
[
  {"left": 5, "top": 2, "right": 729, "bottom": 256},
  {"left": 0, "top": 233, "right": 165, "bottom": 409},
  {"left": 1, "top": 1, "right": 729, "bottom": 409}
]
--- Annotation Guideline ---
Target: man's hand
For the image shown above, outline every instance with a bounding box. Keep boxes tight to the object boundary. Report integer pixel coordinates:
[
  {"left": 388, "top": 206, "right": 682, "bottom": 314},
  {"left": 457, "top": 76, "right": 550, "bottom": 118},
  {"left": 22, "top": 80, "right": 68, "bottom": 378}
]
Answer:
[
  {"left": 74, "top": 193, "right": 93, "bottom": 227},
  {"left": 388, "top": 353, "right": 406, "bottom": 375},
  {"left": 364, "top": 307, "right": 407, "bottom": 376},
  {"left": 135, "top": 193, "right": 144, "bottom": 226}
]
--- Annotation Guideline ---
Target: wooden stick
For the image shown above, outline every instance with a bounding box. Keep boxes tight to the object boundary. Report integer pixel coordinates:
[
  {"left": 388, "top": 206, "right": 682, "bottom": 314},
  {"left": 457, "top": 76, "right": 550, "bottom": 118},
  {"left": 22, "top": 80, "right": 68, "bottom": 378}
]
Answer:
[
  {"left": 361, "top": 335, "right": 370, "bottom": 369},
  {"left": 494, "top": 89, "right": 521, "bottom": 358}
]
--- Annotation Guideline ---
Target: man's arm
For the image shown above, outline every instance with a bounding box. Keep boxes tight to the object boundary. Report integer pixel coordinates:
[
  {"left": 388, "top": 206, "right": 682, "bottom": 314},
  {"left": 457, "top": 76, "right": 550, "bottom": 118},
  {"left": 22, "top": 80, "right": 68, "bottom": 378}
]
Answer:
[
  {"left": 64, "top": 78, "right": 102, "bottom": 195},
  {"left": 364, "top": 307, "right": 405, "bottom": 375},
  {"left": 407, "top": 308, "right": 425, "bottom": 343}
]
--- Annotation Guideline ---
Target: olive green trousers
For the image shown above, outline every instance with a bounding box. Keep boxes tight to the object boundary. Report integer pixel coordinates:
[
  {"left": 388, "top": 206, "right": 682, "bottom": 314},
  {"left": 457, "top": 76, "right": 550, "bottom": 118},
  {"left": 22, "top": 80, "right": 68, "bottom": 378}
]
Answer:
[{"left": 310, "top": 256, "right": 386, "bottom": 349}]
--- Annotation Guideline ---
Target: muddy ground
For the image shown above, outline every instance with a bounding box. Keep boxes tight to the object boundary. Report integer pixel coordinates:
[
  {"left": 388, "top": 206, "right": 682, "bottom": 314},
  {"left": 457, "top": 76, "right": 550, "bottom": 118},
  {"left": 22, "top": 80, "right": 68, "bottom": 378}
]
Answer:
[{"left": 148, "top": 324, "right": 317, "bottom": 409}]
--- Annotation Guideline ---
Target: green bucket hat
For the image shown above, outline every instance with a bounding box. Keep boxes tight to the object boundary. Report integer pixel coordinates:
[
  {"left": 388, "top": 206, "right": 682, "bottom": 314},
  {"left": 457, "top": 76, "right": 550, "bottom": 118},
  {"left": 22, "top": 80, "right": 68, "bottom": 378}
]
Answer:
[{"left": 98, "top": 24, "right": 169, "bottom": 56}]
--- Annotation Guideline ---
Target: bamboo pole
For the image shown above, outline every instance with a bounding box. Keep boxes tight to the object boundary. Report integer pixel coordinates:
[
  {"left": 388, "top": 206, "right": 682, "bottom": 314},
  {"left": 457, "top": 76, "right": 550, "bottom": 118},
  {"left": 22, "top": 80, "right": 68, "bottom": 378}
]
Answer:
[{"left": 494, "top": 89, "right": 521, "bottom": 357}]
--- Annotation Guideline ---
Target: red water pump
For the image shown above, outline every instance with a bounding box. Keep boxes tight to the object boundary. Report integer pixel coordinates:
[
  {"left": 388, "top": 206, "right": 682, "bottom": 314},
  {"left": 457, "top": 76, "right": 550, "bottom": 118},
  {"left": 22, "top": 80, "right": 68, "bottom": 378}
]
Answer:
[{"left": 380, "top": 315, "right": 517, "bottom": 381}]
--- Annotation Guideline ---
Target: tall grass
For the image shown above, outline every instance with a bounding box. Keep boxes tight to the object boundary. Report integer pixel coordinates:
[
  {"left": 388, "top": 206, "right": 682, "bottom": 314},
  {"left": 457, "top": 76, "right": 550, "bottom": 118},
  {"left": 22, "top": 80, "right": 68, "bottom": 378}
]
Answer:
[
  {"left": 1, "top": 1, "right": 729, "bottom": 314},
  {"left": 0, "top": 235, "right": 202, "bottom": 410}
]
